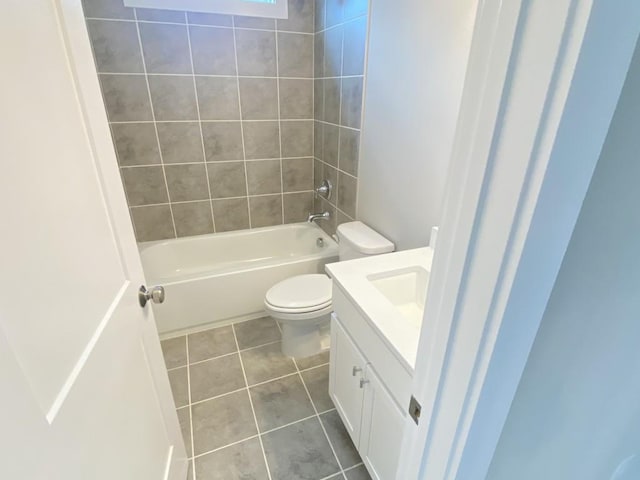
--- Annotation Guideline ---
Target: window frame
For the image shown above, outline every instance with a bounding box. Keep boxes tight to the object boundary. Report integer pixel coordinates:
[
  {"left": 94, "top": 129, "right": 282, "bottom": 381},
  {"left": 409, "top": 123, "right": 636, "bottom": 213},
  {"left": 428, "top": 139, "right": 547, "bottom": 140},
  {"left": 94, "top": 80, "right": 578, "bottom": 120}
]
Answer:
[{"left": 123, "top": 0, "right": 288, "bottom": 19}]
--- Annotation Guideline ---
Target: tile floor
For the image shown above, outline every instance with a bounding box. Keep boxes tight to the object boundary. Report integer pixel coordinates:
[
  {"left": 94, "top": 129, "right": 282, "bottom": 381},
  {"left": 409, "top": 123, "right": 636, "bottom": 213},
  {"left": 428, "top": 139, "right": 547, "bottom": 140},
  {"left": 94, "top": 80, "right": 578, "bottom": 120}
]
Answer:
[{"left": 160, "top": 317, "right": 372, "bottom": 480}]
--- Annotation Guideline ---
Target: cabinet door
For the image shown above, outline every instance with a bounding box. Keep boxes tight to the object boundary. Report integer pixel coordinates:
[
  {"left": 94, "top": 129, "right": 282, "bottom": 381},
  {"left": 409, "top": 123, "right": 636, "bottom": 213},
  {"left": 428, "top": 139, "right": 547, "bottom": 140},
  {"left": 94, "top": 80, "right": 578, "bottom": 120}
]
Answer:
[
  {"left": 360, "top": 365, "right": 406, "bottom": 480},
  {"left": 330, "top": 316, "right": 368, "bottom": 445}
]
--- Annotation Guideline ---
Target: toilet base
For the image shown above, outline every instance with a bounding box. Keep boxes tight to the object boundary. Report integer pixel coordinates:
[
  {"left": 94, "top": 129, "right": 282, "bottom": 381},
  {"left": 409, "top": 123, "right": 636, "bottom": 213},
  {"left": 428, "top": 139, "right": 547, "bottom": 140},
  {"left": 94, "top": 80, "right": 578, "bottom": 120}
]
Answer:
[{"left": 279, "top": 313, "right": 330, "bottom": 358}]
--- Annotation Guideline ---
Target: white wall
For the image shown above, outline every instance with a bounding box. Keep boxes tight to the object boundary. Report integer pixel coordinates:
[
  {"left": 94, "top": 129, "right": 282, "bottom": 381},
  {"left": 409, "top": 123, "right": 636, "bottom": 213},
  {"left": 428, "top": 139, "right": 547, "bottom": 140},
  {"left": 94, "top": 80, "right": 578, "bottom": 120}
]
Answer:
[
  {"left": 485, "top": 38, "right": 640, "bottom": 480},
  {"left": 356, "top": 0, "right": 478, "bottom": 250}
]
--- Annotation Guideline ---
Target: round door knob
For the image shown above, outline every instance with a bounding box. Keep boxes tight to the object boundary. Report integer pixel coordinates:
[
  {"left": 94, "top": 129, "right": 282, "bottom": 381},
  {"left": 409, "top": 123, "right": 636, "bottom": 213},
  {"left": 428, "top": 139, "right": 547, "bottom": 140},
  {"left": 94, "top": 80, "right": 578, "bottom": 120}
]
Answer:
[{"left": 139, "top": 285, "right": 165, "bottom": 308}]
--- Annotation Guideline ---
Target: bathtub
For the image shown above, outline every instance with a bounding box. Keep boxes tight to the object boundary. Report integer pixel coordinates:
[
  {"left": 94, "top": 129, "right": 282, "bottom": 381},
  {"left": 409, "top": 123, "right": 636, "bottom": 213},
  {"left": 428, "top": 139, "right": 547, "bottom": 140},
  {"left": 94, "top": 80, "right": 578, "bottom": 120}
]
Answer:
[{"left": 139, "top": 223, "right": 339, "bottom": 335}]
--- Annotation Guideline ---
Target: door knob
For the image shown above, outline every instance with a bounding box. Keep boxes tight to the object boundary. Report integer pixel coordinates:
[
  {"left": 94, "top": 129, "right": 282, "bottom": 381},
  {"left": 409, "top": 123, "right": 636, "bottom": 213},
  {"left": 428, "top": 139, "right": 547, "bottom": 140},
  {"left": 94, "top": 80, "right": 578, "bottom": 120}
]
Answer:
[{"left": 139, "top": 285, "right": 165, "bottom": 307}]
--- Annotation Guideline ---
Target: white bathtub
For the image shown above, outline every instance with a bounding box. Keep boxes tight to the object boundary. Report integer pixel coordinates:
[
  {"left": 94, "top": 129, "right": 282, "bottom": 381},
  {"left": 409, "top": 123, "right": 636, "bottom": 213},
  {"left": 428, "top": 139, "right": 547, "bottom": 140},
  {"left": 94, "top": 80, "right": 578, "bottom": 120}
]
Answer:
[{"left": 139, "top": 223, "right": 339, "bottom": 335}]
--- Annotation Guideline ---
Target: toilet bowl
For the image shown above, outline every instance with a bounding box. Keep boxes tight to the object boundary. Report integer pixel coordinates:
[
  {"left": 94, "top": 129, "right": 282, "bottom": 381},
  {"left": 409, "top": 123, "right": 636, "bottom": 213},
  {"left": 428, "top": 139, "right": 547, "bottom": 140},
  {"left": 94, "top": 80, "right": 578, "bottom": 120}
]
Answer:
[
  {"left": 264, "top": 221, "right": 394, "bottom": 358},
  {"left": 264, "top": 274, "right": 332, "bottom": 357}
]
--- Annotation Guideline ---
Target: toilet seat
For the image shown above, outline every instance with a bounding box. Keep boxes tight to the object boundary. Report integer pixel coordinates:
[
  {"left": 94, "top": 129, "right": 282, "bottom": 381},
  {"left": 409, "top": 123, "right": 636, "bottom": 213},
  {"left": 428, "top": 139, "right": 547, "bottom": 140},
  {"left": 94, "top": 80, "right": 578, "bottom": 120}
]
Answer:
[
  {"left": 265, "top": 274, "right": 332, "bottom": 314},
  {"left": 265, "top": 302, "right": 333, "bottom": 321},
  {"left": 265, "top": 299, "right": 332, "bottom": 314}
]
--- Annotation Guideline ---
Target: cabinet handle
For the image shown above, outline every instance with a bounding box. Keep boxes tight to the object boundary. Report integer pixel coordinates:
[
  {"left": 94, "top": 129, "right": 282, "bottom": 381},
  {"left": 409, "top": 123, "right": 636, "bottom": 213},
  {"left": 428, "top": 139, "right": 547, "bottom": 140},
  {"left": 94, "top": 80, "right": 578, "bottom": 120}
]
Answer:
[
  {"left": 352, "top": 366, "right": 362, "bottom": 376},
  {"left": 359, "top": 378, "right": 370, "bottom": 388}
]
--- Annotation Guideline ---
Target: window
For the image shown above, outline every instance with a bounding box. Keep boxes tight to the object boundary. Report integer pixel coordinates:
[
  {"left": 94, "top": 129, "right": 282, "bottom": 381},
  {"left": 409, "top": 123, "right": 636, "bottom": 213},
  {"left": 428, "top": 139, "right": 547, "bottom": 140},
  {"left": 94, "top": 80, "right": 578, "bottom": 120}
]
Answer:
[{"left": 123, "top": 0, "right": 288, "bottom": 19}]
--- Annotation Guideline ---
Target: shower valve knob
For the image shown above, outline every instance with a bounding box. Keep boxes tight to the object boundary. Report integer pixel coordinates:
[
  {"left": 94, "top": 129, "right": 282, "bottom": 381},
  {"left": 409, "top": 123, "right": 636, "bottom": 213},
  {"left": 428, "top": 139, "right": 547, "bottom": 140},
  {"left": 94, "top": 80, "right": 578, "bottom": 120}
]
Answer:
[
  {"left": 315, "top": 179, "right": 333, "bottom": 200},
  {"left": 139, "top": 285, "right": 166, "bottom": 308}
]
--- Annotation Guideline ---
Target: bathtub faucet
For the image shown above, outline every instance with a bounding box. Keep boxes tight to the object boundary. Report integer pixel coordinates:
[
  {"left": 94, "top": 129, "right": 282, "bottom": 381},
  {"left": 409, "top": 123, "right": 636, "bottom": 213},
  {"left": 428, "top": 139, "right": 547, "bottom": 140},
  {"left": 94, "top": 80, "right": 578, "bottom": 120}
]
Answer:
[{"left": 307, "top": 211, "right": 331, "bottom": 223}]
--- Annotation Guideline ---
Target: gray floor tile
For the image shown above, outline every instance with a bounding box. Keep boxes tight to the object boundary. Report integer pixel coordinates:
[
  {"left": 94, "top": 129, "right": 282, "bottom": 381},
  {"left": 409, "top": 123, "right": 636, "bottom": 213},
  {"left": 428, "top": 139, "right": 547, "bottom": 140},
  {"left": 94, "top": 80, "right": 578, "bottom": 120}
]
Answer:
[
  {"left": 234, "top": 317, "right": 281, "bottom": 349},
  {"left": 190, "top": 353, "right": 246, "bottom": 402},
  {"left": 168, "top": 367, "right": 189, "bottom": 408},
  {"left": 195, "top": 437, "right": 269, "bottom": 480},
  {"left": 192, "top": 390, "right": 257, "bottom": 455},
  {"left": 326, "top": 475, "right": 346, "bottom": 480},
  {"left": 188, "top": 326, "right": 237, "bottom": 363},
  {"left": 320, "top": 410, "right": 361, "bottom": 469},
  {"left": 262, "top": 417, "right": 341, "bottom": 480},
  {"left": 250, "top": 375, "right": 315, "bottom": 431},
  {"left": 241, "top": 342, "right": 297, "bottom": 385},
  {"left": 300, "top": 365, "right": 334, "bottom": 412},
  {"left": 177, "top": 407, "right": 192, "bottom": 458},
  {"left": 161, "top": 336, "right": 187, "bottom": 369},
  {"left": 187, "top": 461, "right": 193, "bottom": 480},
  {"left": 344, "top": 465, "right": 371, "bottom": 480},
  {"left": 296, "top": 350, "right": 330, "bottom": 371}
]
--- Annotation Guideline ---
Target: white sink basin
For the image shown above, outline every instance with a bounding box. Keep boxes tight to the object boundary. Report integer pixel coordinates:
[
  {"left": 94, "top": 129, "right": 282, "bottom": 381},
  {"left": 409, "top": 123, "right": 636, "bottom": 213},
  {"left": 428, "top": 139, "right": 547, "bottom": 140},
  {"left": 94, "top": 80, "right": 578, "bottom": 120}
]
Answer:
[{"left": 368, "top": 266, "right": 430, "bottom": 327}]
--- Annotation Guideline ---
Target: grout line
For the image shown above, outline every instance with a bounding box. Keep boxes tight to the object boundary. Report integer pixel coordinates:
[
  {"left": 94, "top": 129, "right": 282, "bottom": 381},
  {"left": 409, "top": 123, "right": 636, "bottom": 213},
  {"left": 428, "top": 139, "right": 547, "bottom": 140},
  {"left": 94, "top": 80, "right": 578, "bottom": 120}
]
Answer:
[
  {"left": 190, "top": 386, "right": 248, "bottom": 407},
  {"left": 311, "top": 2, "right": 316, "bottom": 197},
  {"left": 118, "top": 156, "right": 314, "bottom": 165},
  {"left": 238, "top": 339, "right": 282, "bottom": 353},
  {"left": 86, "top": 16, "right": 316, "bottom": 34},
  {"left": 132, "top": 9, "right": 177, "bottom": 238},
  {"left": 262, "top": 413, "right": 318, "bottom": 436},
  {"left": 293, "top": 356, "right": 346, "bottom": 477},
  {"left": 187, "top": 365, "right": 331, "bottom": 407},
  {"left": 109, "top": 117, "right": 323, "bottom": 124},
  {"left": 343, "top": 462, "right": 365, "bottom": 473},
  {"left": 334, "top": 22, "right": 346, "bottom": 211},
  {"left": 231, "top": 16, "right": 253, "bottom": 229},
  {"left": 316, "top": 12, "right": 368, "bottom": 36},
  {"left": 100, "top": 72, "right": 325, "bottom": 80},
  {"left": 184, "top": 335, "right": 196, "bottom": 480},
  {"left": 274, "top": 23, "right": 286, "bottom": 225},
  {"left": 319, "top": 18, "right": 327, "bottom": 190},
  {"left": 185, "top": 11, "right": 217, "bottom": 233},
  {"left": 129, "top": 190, "right": 315, "bottom": 210},
  {"left": 166, "top": 337, "right": 325, "bottom": 372},
  {"left": 317, "top": 475, "right": 341, "bottom": 480},
  {"left": 231, "top": 323, "right": 273, "bottom": 480},
  {"left": 192, "top": 434, "right": 261, "bottom": 460}
]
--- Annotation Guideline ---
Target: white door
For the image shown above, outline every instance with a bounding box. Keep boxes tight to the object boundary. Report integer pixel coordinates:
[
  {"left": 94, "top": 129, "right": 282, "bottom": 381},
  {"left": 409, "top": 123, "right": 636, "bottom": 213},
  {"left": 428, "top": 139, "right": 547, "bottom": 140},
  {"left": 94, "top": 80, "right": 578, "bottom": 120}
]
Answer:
[{"left": 0, "top": 1, "right": 187, "bottom": 479}]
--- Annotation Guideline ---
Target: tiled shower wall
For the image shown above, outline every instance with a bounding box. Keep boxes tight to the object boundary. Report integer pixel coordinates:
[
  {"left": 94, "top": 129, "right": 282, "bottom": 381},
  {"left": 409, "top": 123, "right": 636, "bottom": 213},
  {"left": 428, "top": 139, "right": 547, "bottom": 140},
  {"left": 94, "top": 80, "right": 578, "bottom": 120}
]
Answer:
[
  {"left": 82, "top": 0, "right": 317, "bottom": 241},
  {"left": 313, "top": 0, "right": 368, "bottom": 236}
]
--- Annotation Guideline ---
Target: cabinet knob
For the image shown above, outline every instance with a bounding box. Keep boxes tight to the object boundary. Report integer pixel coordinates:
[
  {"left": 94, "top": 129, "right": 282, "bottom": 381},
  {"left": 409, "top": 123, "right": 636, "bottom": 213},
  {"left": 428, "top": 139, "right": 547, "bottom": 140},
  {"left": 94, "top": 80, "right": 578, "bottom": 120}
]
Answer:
[
  {"left": 359, "top": 378, "right": 370, "bottom": 388},
  {"left": 352, "top": 366, "right": 362, "bottom": 376}
]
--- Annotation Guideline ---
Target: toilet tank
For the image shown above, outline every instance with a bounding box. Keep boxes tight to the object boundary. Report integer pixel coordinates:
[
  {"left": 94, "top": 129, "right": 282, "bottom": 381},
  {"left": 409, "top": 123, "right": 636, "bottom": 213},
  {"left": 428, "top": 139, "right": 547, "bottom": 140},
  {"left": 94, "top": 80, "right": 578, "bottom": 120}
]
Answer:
[{"left": 337, "top": 221, "right": 395, "bottom": 261}]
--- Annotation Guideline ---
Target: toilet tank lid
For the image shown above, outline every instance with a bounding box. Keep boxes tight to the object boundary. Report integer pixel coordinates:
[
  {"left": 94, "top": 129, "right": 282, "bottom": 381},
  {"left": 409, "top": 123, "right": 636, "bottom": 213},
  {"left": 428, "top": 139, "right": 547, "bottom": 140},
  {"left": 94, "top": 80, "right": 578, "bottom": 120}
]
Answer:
[{"left": 337, "top": 221, "right": 395, "bottom": 255}]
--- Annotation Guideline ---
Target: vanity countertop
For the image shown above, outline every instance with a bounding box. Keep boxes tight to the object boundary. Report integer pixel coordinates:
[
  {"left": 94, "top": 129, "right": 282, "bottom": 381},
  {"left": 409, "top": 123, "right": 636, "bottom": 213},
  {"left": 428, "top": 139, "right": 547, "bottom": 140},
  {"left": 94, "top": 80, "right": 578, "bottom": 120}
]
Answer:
[{"left": 325, "top": 247, "right": 434, "bottom": 371}]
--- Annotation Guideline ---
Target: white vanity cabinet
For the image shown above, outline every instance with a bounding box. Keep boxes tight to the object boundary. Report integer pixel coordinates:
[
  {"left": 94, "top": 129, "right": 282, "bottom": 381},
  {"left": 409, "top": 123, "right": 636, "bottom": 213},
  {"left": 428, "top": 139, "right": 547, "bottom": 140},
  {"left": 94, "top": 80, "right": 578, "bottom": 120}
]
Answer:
[{"left": 329, "top": 287, "right": 412, "bottom": 480}]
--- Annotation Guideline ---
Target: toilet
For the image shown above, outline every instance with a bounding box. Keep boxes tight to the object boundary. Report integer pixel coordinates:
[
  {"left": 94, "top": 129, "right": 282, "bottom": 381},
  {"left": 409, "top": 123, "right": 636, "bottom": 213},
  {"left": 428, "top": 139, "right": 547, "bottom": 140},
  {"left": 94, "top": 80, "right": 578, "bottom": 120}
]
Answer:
[{"left": 264, "top": 221, "right": 394, "bottom": 357}]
